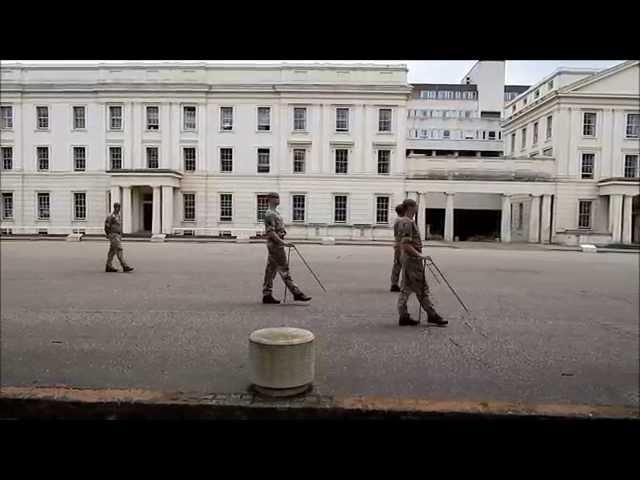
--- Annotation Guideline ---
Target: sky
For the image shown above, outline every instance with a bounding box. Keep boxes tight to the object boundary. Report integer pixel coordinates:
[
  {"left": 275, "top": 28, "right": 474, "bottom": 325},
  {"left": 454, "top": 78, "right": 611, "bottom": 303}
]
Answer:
[{"left": 5, "top": 60, "right": 625, "bottom": 86}]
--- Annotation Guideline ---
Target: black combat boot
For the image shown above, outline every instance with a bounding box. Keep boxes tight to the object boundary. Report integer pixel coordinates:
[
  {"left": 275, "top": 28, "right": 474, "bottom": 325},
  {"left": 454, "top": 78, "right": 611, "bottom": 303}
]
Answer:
[
  {"left": 123, "top": 266, "right": 134, "bottom": 273},
  {"left": 427, "top": 312, "right": 448, "bottom": 327},
  {"left": 399, "top": 314, "right": 420, "bottom": 326},
  {"left": 293, "top": 292, "right": 312, "bottom": 302},
  {"left": 106, "top": 265, "right": 118, "bottom": 272},
  {"left": 262, "top": 295, "right": 281, "bottom": 304},
  {"left": 390, "top": 284, "right": 401, "bottom": 292}
]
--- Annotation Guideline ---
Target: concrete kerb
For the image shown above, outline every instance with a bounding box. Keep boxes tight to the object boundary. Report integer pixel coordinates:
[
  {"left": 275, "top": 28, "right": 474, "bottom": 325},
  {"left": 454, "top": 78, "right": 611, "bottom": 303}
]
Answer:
[{"left": 0, "top": 387, "right": 637, "bottom": 421}]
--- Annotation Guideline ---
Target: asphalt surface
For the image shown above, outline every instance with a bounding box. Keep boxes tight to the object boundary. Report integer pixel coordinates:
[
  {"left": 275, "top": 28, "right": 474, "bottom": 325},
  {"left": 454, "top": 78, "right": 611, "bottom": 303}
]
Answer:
[{"left": 1, "top": 240, "right": 638, "bottom": 408}]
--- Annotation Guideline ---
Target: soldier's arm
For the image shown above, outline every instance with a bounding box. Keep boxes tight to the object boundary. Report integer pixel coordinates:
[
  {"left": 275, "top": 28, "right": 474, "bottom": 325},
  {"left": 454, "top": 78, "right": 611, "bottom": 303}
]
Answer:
[
  {"left": 264, "top": 213, "right": 286, "bottom": 246},
  {"left": 104, "top": 216, "right": 112, "bottom": 235},
  {"left": 398, "top": 223, "right": 423, "bottom": 258}
]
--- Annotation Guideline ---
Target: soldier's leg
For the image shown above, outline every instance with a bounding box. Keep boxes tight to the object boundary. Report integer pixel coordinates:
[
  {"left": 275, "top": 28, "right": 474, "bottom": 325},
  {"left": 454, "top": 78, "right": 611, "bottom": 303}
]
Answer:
[
  {"left": 397, "top": 258, "right": 412, "bottom": 317},
  {"left": 414, "top": 269, "right": 440, "bottom": 318},
  {"left": 113, "top": 235, "right": 130, "bottom": 269},
  {"left": 273, "top": 246, "right": 303, "bottom": 296},
  {"left": 391, "top": 247, "right": 402, "bottom": 287},
  {"left": 106, "top": 236, "right": 116, "bottom": 268},
  {"left": 262, "top": 250, "right": 278, "bottom": 296}
]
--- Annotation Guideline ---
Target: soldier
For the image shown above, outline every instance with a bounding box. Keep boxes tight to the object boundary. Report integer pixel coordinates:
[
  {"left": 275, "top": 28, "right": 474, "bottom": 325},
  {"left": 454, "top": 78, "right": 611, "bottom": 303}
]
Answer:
[
  {"left": 104, "top": 202, "right": 134, "bottom": 273},
  {"left": 396, "top": 198, "right": 446, "bottom": 327},
  {"left": 390, "top": 203, "right": 407, "bottom": 292},
  {"left": 262, "top": 192, "right": 311, "bottom": 304}
]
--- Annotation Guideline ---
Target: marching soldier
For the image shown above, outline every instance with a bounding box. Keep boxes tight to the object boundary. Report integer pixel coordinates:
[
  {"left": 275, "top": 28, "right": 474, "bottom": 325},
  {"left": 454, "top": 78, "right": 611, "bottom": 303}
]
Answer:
[
  {"left": 390, "top": 203, "right": 406, "bottom": 292},
  {"left": 396, "top": 198, "right": 446, "bottom": 327},
  {"left": 262, "top": 192, "right": 311, "bottom": 304},
  {"left": 104, "top": 202, "right": 134, "bottom": 273}
]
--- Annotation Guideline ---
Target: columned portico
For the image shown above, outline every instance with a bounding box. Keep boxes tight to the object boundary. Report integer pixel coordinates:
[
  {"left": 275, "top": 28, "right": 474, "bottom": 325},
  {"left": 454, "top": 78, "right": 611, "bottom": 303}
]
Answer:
[
  {"left": 500, "top": 194, "right": 511, "bottom": 243},
  {"left": 598, "top": 179, "right": 640, "bottom": 245},
  {"left": 444, "top": 193, "right": 455, "bottom": 242},
  {"left": 609, "top": 194, "right": 623, "bottom": 244},
  {"left": 162, "top": 186, "right": 174, "bottom": 234},
  {"left": 417, "top": 192, "right": 426, "bottom": 238},
  {"left": 540, "top": 194, "right": 552, "bottom": 244},
  {"left": 122, "top": 186, "right": 132, "bottom": 234},
  {"left": 110, "top": 186, "right": 121, "bottom": 211},
  {"left": 152, "top": 186, "right": 162, "bottom": 234},
  {"left": 528, "top": 194, "right": 541, "bottom": 243},
  {"left": 622, "top": 195, "right": 634, "bottom": 245}
]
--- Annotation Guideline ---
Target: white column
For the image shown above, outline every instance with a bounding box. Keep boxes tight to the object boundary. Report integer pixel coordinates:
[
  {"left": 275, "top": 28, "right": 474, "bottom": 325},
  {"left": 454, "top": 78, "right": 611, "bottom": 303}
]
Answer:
[
  {"left": 444, "top": 193, "right": 455, "bottom": 242},
  {"left": 110, "top": 186, "right": 121, "bottom": 211},
  {"left": 152, "top": 186, "right": 161, "bottom": 234},
  {"left": 540, "top": 194, "right": 552, "bottom": 244},
  {"left": 609, "top": 194, "right": 623, "bottom": 243},
  {"left": 122, "top": 186, "right": 132, "bottom": 234},
  {"left": 528, "top": 195, "right": 541, "bottom": 243},
  {"left": 417, "top": 192, "right": 426, "bottom": 240},
  {"left": 622, "top": 195, "right": 634, "bottom": 244},
  {"left": 162, "top": 186, "right": 174, "bottom": 234},
  {"left": 501, "top": 194, "right": 512, "bottom": 243}
]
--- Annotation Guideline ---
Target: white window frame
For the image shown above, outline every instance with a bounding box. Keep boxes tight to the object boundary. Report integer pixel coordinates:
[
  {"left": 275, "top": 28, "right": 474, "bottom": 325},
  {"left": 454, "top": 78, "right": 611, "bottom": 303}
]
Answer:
[
  {"left": 543, "top": 147, "right": 553, "bottom": 157},
  {"left": 1, "top": 192, "right": 14, "bottom": 220},
  {"left": 1, "top": 146, "right": 13, "bottom": 170},
  {"left": 582, "top": 111, "right": 597, "bottom": 137},
  {"left": 580, "top": 152, "right": 595, "bottom": 180},
  {"left": 219, "top": 193, "right": 233, "bottom": 223},
  {"left": 291, "top": 193, "right": 306, "bottom": 223},
  {"left": 546, "top": 115, "right": 553, "bottom": 140},
  {"left": 293, "top": 107, "right": 307, "bottom": 132},
  {"left": 375, "top": 195, "right": 390, "bottom": 225},
  {"left": 625, "top": 113, "right": 640, "bottom": 139},
  {"left": 73, "top": 145, "right": 87, "bottom": 172},
  {"left": 256, "top": 194, "right": 270, "bottom": 223},
  {"left": 521, "top": 127, "right": 527, "bottom": 151},
  {"left": 377, "top": 149, "right": 391, "bottom": 175},
  {"left": 333, "top": 194, "right": 349, "bottom": 224},
  {"left": 220, "top": 106, "right": 234, "bottom": 132},
  {"left": 182, "top": 192, "right": 196, "bottom": 222},
  {"left": 292, "top": 148, "right": 306, "bottom": 174},
  {"left": 182, "top": 105, "right": 197, "bottom": 131},
  {"left": 335, "top": 107, "right": 350, "bottom": 132},
  {"left": 183, "top": 146, "right": 197, "bottom": 172},
  {"left": 36, "top": 145, "right": 50, "bottom": 171},
  {"left": 624, "top": 154, "right": 639, "bottom": 178},
  {"left": 257, "top": 147, "right": 270, "bottom": 173},
  {"left": 72, "top": 105, "right": 87, "bottom": 130},
  {"left": 108, "top": 145, "right": 123, "bottom": 170},
  {"left": 108, "top": 104, "right": 123, "bottom": 131},
  {"left": 511, "top": 133, "right": 516, "bottom": 155},
  {"left": 577, "top": 200, "right": 593, "bottom": 229},
  {"left": 73, "top": 191, "right": 87, "bottom": 221},
  {"left": 335, "top": 148, "right": 349, "bottom": 175},
  {"left": 219, "top": 147, "right": 234, "bottom": 173},
  {"left": 533, "top": 122, "right": 539, "bottom": 145},
  {"left": 146, "top": 146, "right": 160, "bottom": 169},
  {"left": 37, "top": 192, "right": 51, "bottom": 220},
  {"left": 378, "top": 108, "right": 392, "bottom": 133},
  {"left": 36, "top": 105, "right": 49, "bottom": 130},
  {"left": 257, "top": 106, "right": 271, "bottom": 132},
  {"left": 146, "top": 105, "right": 160, "bottom": 131},
  {"left": 0, "top": 105, "right": 13, "bottom": 130}
]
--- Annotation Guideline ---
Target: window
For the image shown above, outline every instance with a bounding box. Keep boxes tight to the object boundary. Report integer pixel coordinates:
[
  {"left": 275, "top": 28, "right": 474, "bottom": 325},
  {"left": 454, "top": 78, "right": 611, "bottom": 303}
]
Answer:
[
  {"left": 488, "top": 131, "right": 496, "bottom": 140},
  {"left": 421, "top": 91, "right": 437, "bottom": 99},
  {"left": 534, "top": 90, "right": 540, "bottom": 99},
  {"left": 2, "top": 147, "right": 12, "bottom": 170},
  {"left": 583, "top": 112, "right": 596, "bottom": 136},
  {"left": 378, "top": 109, "right": 392, "bottom": 132},
  {"left": 376, "top": 196, "right": 390, "bottom": 224},
  {"left": 109, "top": 106, "right": 122, "bottom": 130},
  {"left": 377, "top": 150, "right": 390, "bottom": 174},
  {"left": 543, "top": 147, "right": 553, "bottom": 156},
  {"left": 336, "top": 108, "right": 349, "bottom": 132},
  {"left": 146, "top": 106, "right": 159, "bottom": 130},
  {"left": 38, "top": 192, "right": 50, "bottom": 219},
  {"left": 184, "top": 147, "right": 196, "bottom": 172},
  {"left": 257, "top": 148, "right": 270, "bottom": 173},
  {"left": 2, "top": 193, "right": 13, "bottom": 219},
  {"left": 465, "top": 111, "right": 472, "bottom": 119},
  {"left": 183, "top": 106, "right": 196, "bottom": 130},
  {"left": 578, "top": 201, "right": 592, "bottom": 229},
  {"left": 73, "top": 147, "right": 86, "bottom": 171},
  {"left": 220, "top": 194, "right": 233, "bottom": 222},
  {"left": 292, "top": 195, "right": 306, "bottom": 222},
  {"left": 581, "top": 153, "right": 595, "bottom": 179},
  {"left": 626, "top": 113, "right": 640, "bottom": 138},
  {"left": 220, "top": 148, "right": 233, "bottom": 173},
  {"left": 533, "top": 122, "right": 539, "bottom": 145},
  {"left": 518, "top": 203, "right": 524, "bottom": 229},
  {"left": 624, "top": 155, "right": 638, "bottom": 178},
  {"left": 146, "top": 147, "right": 159, "bottom": 169},
  {"left": 257, "top": 107, "right": 271, "bottom": 131},
  {"left": 547, "top": 80, "right": 554, "bottom": 90},
  {"left": 37, "top": 146, "right": 49, "bottom": 171},
  {"left": 109, "top": 147, "right": 122, "bottom": 170},
  {"left": 256, "top": 195, "right": 270, "bottom": 222},
  {"left": 443, "top": 130, "right": 450, "bottom": 139},
  {"left": 73, "top": 106, "right": 86, "bottom": 129},
  {"left": 183, "top": 193, "right": 196, "bottom": 221},
  {"left": 1, "top": 106, "right": 12, "bottom": 129},
  {"left": 293, "top": 149, "right": 306, "bottom": 173},
  {"left": 335, "top": 149, "right": 348, "bottom": 174},
  {"left": 294, "top": 107, "right": 307, "bottom": 131},
  {"left": 37, "top": 106, "right": 49, "bottom": 129},
  {"left": 73, "top": 192, "right": 86, "bottom": 220},
  {"left": 220, "top": 107, "right": 233, "bottom": 131},
  {"left": 546, "top": 115, "right": 553, "bottom": 139},
  {"left": 521, "top": 128, "right": 527, "bottom": 150},
  {"left": 511, "top": 133, "right": 516, "bottom": 155},
  {"left": 334, "top": 195, "right": 347, "bottom": 223}
]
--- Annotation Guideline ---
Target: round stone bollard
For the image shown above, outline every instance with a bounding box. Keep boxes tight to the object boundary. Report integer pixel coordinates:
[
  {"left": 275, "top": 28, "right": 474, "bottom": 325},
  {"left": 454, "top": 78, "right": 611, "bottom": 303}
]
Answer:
[{"left": 249, "top": 327, "right": 315, "bottom": 398}]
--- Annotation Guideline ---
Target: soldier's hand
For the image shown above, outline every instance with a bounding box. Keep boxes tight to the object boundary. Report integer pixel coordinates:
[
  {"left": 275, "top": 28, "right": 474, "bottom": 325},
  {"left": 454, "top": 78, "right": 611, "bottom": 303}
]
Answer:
[
  {"left": 422, "top": 255, "right": 432, "bottom": 262},
  {"left": 283, "top": 242, "right": 294, "bottom": 248}
]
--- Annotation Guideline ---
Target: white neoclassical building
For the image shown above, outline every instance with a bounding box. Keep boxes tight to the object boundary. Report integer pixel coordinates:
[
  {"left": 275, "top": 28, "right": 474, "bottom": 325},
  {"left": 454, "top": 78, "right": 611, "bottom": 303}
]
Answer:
[{"left": 0, "top": 63, "right": 411, "bottom": 241}]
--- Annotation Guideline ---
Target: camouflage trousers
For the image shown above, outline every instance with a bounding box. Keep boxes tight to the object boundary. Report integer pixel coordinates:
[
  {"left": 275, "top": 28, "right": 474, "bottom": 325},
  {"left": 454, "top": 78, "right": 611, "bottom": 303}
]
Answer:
[
  {"left": 390, "top": 245, "right": 402, "bottom": 287},
  {"left": 397, "top": 255, "right": 438, "bottom": 318},
  {"left": 262, "top": 242, "right": 302, "bottom": 296},
  {"left": 106, "top": 233, "right": 130, "bottom": 269}
]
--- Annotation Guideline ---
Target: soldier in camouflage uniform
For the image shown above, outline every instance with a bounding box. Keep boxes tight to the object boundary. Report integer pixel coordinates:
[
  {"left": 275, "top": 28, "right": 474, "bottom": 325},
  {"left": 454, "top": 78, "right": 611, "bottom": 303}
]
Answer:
[
  {"left": 104, "top": 202, "right": 134, "bottom": 273},
  {"left": 396, "top": 198, "right": 446, "bottom": 327},
  {"left": 262, "top": 192, "right": 311, "bottom": 304},
  {"left": 390, "top": 203, "right": 407, "bottom": 292}
]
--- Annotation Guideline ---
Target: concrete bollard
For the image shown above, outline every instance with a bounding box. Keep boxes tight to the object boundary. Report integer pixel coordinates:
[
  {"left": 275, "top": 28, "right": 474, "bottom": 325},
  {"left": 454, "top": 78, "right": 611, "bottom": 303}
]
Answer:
[
  {"left": 321, "top": 236, "right": 335, "bottom": 245},
  {"left": 249, "top": 327, "right": 315, "bottom": 397},
  {"left": 150, "top": 234, "right": 166, "bottom": 242},
  {"left": 66, "top": 233, "right": 83, "bottom": 242},
  {"left": 580, "top": 244, "right": 597, "bottom": 253}
]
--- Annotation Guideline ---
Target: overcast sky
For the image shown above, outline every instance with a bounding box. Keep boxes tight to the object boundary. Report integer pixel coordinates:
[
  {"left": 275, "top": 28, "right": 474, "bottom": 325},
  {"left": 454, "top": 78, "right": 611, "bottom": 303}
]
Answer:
[{"left": 6, "top": 60, "right": 625, "bottom": 86}]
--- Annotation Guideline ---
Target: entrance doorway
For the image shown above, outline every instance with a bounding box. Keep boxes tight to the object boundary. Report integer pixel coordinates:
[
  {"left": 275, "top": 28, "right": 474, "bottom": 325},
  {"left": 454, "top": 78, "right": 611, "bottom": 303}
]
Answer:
[
  {"left": 143, "top": 193, "right": 153, "bottom": 232},
  {"left": 425, "top": 208, "right": 444, "bottom": 240},
  {"left": 455, "top": 209, "right": 500, "bottom": 241}
]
